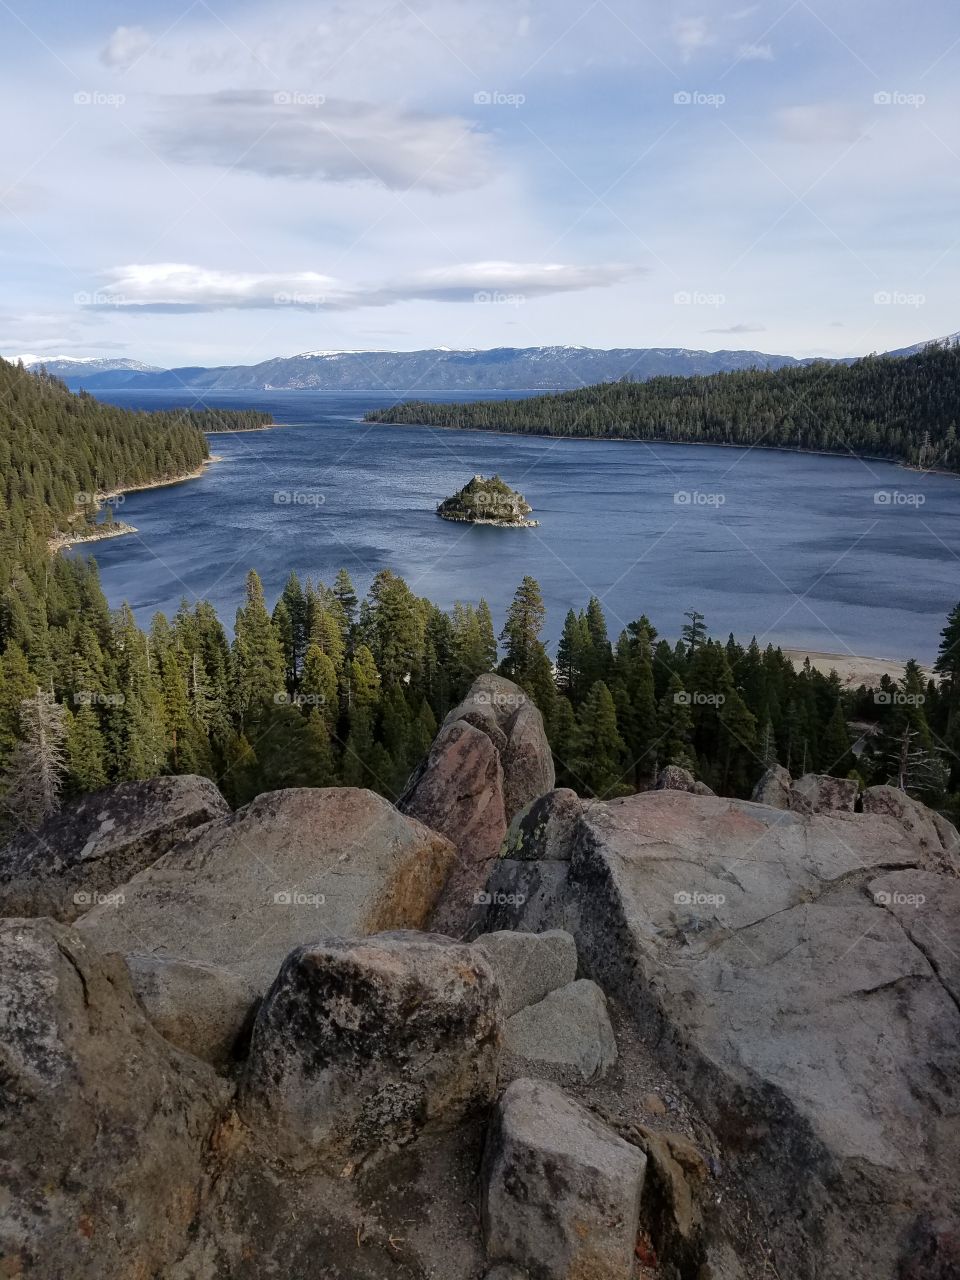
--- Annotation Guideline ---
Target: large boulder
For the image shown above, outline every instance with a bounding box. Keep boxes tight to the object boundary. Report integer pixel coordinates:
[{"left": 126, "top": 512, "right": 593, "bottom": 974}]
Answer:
[
  {"left": 656, "top": 765, "right": 714, "bottom": 796},
  {"left": 863, "top": 784, "right": 960, "bottom": 863},
  {"left": 0, "top": 775, "right": 228, "bottom": 922},
  {"left": 125, "top": 952, "right": 259, "bottom": 1068},
  {"left": 500, "top": 788, "right": 584, "bottom": 862},
  {"left": 750, "top": 764, "right": 792, "bottom": 809},
  {"left": 77, "top": 787, "right": 454, "bottom": 995},
  {"left": 480, "top": 859, "right": 573, "bottom": 933},
  {"left": 482, "top": 1077, "right": 646, "bottom": 1279},
  {"left": 536, "top": 790, "right": 960, "bottom": 1280},
  {"left": 399, "top": 720, "right": 508, "bottom": 934},
  {"left": 441, "top": 675, "right": 555, "bottom": 820},
  {"left": 474, "top": 929, "right": 578, "bottom": 1017},
  {"left": 790, "top": 772, "right": 858, "bottom": 813},
  {"left": 502, "top": 979, "right": 617, "bottom": 1082},
  {"left": 0, "top": 918, "right": 229, "bottom": 1279},
  {"left": 239, "top": 931, "right": 501, "bottom": 1170}
]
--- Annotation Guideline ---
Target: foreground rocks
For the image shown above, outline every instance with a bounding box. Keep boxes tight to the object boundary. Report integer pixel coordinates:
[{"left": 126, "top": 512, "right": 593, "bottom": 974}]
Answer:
[
  {"left": 475, "top": 928, "right": 578, "bottom": 1016},
  {"left": 239, "top": 931, "right": 501, "bottom": 1171},
  {"left": 0, "top": 918, "right": 230, "bottom": 1280},
  {"left": 502, "top": 978, "right": 617, "bottom": 1083},
  {"left": 483, "top": 1077, "right": 647, "bottom": 1279},
  {"left": 485, "top": 788, "right": 960, "bottom": 1280},
  {"left": 401, "top": 675, "right": 554, "bottom": 934},
  {"left": 0, "top": 775, "right": 228, "bottom": 922},
  {"left": 76, "top": 787, "right": 454, "bottom": 995}
]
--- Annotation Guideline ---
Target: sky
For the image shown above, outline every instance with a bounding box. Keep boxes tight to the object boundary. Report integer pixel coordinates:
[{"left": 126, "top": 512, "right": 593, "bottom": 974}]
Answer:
[{"left": 1, "top": 0, "right": 959, "bottom": 367}]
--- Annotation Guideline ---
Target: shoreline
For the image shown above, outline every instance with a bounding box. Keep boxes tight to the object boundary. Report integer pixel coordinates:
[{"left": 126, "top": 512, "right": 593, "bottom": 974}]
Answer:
[
  {"left": 781, "top": 649, "right": 932, "bottom": 687},
  {"left": 51, "top": 454, "right": 221, "bottom": 553},
  {"left": 366, "top": 418, "right": 956, "bottom": 478}
]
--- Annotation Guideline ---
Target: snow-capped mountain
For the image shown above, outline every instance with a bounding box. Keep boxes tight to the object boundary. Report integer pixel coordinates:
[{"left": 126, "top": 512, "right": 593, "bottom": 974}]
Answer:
[
  {"left": 886, "top": 332, "right": 960, "bottom": 358},
  {"left": 15, "top": 356, "right": 162, "bottom": 376},
  {"left": 28, "top": 345, "right": 817, "bottom": 394}
]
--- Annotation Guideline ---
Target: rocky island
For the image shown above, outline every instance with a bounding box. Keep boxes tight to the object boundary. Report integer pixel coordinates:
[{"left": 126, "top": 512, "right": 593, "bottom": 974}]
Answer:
[{"left": 437, "top": 474, "right": 539, "bottom": 526}]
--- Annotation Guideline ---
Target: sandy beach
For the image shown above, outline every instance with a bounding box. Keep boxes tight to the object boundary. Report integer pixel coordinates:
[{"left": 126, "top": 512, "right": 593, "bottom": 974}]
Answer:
[{"left": 782, "top": 649, "right": 932, "bottom": 688}]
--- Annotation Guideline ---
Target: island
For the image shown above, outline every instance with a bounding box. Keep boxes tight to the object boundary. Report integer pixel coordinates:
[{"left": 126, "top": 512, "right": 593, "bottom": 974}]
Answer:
[{"left": 436, "top": 474, "right": 539, "bottom": 527}]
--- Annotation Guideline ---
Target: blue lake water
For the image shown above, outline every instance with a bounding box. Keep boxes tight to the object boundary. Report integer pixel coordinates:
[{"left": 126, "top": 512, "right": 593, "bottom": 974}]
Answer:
[{"left": 76, "top": 389, "right": 960, "bottom": 661}]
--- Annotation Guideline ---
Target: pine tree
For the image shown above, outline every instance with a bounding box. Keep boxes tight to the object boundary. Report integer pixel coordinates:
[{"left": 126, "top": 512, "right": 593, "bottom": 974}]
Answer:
[
  {"left": 65, "top": 705, "right": 109, "bottom": 795},
  {"left": 569, "top": 681, "right": 627, "bottom": 798},
  {"left": 500, "top": 576, "right": 547, "bottom": 684},
  {"left": 232, "top": 570, "right": 287, "bottom": 721},
  {"left": 1, "top": 687, "right": 67, "bottom": 828}
]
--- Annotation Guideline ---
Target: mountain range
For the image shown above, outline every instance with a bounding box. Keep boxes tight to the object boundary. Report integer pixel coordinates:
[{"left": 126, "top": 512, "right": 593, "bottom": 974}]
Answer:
[{"left": 10, "top": 333, "right": 960, "bottom": 393}]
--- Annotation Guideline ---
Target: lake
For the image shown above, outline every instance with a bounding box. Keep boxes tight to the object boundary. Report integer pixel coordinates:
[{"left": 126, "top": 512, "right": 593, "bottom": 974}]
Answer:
[{"left": 76, "top": 389, "right": 960, "bottom": 661}]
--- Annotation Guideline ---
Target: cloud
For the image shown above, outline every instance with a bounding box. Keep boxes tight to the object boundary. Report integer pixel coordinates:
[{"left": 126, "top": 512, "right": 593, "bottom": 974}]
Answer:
[
  {"left": 85, "top": 261, "right": 641, "bottom": 313},
  {"left": 673, "top": 18, "right": 715, "bottom": 61},
  {"left": 147, "top": 91, "right": 495, "bottom": 193},
  {"left": 100, "top": 26, "right": 153, "bottom": 69},
  {"left": 703, "top": 323, "right": 766, "bottom": 334},
  {"left": 777, "top": 104, "right": 868, "bottom": 144},
  {"left": 738, "top": 42, "right": 774, "bottom": 61}
]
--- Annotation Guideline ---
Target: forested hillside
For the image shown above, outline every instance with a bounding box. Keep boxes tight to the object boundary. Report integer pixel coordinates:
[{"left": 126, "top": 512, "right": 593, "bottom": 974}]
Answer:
[
  {"left": 366, "top": 344, "right": 960, "bottom": 473},
  {"left": 1, "top": 358, "right": 958, "bottom": 831}
]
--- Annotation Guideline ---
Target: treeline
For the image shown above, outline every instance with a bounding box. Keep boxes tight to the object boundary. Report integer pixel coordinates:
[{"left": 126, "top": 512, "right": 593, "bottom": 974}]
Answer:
[
  {"left": 5, "top": 554, "right": 960, "bottom": 827},
  {"left": 188, "top": 408, "right": 273, "bottom": 432},
  {"left": 365, "top": 344, "right": 960, "bottom": 473}
]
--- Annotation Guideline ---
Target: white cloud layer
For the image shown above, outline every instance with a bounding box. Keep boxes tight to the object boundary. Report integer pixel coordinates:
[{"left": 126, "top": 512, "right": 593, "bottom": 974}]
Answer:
[
  {"left": 88, "top": 261, "right": 641, "bottom": 312},
  {"left": 147, "top": 92, "right": 495, "bottom": 193}
]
